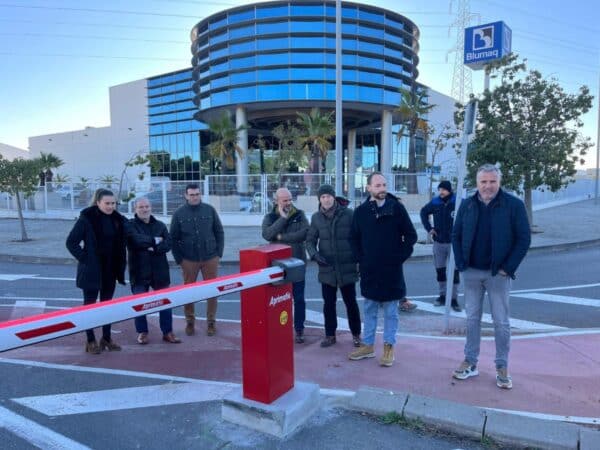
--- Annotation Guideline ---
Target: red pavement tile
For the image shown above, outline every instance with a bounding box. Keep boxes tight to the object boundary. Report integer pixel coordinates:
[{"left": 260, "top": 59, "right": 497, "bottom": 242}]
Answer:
[{"left": 2, "top": 316, "right": 599, "bottom": 419}]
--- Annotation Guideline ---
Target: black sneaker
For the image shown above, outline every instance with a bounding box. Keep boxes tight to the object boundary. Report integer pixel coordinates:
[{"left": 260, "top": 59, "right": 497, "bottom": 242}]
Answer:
[
  {"left": 320, "top": 336, "right": 336, "bottom": 348},
  {"left": 434, "top": 295, "right": 445, "bottom": 307}
]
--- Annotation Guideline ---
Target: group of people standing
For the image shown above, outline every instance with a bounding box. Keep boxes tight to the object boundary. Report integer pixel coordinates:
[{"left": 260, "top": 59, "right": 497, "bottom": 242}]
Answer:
[
  {"left": 66, "top": 163, "right": 530, "bottom": 390},
  {"left": 66, "top": 183, "right": 224, "bottom": 354}
]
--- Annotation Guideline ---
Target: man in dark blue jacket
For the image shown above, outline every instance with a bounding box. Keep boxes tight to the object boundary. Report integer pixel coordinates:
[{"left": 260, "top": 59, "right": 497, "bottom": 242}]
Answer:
[
  {"left": 451, "top": 164, "right": 530, "bottom": 390},
  {"left": 349, "top": 172, "right": 417, "bottom": 367},
  {"left": 420, "top": 180, "right": 461, "bottom": 311}
]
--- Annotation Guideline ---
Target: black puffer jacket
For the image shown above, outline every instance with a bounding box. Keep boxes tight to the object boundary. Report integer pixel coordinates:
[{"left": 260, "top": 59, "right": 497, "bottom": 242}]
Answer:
[
  {"left": 306, "top": 197, "right": 358, "bottom": 287},
  {"left": 350, "top": 194, "right": 417, "bottom": 302},
  {"left": 65, "top": 206, "right": 127, "bottom": 290},
  {"left": 262, "top": 205, "right": 309, "bottom": 261},
  {"left": 127, "top": 215, "right": 171, "bottom": 287}
]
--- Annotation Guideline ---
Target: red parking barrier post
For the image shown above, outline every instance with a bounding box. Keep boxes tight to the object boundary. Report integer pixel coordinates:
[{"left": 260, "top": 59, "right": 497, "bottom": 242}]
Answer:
[{"left": 240, "top": 244, "right": 294, "bottom": 403}]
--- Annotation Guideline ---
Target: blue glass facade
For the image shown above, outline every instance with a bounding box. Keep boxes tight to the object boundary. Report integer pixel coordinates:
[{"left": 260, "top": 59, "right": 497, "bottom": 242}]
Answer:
[
  {"left": 147, "top": 69, "right": 204, "bottom": 180},
  {"left": 191, "top": 1, "right": 419, "bottom": 113}
]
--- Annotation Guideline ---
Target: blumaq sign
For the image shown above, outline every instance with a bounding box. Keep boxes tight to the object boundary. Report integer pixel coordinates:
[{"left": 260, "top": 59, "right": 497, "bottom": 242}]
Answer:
[{"left": 464, "top": 21, "right": 512, "bottom": 70}]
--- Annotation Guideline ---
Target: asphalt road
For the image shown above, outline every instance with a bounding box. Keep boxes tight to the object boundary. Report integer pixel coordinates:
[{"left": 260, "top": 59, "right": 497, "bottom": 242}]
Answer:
[{"left": 1, "top": 245, "right": 598, "bottom": 331}]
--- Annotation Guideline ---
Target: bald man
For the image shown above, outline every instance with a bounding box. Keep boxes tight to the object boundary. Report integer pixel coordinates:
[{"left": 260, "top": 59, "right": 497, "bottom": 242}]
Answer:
[{"left": 262, "top": 188, "right": 309, "bottom": 343}]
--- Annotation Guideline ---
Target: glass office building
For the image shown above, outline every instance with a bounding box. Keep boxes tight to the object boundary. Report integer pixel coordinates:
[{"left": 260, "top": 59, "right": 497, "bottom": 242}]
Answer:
[{"left": 150, "top": 1, "right": 426, "bottom": 180}]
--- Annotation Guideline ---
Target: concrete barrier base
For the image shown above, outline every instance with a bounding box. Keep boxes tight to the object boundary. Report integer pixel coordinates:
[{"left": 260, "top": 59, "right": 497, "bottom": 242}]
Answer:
[{"left": 221, "top": 382, "right": 320, "bottom": 438}]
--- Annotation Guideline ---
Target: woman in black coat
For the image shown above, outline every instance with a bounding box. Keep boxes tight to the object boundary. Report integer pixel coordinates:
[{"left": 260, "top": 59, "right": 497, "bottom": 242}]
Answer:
[{"left": 66, "top": 189, "right": 127, "bottom": 354}]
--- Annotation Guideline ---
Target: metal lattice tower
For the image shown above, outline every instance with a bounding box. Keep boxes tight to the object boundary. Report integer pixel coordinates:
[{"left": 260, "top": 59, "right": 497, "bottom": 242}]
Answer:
[{"left": 447, "top": 0, "right": 477, "bottom": 103}]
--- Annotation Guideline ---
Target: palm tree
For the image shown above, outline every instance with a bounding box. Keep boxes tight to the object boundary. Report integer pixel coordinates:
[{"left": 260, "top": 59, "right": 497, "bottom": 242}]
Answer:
[
  {"left": 206, "top": 112, "right": 247, "bottom": 173},
  {"left": 272, "top": 120, "right": 306, "bottom": 174},
  {"left": 396, "top": 87, "right": 435, "bottom": 194},
  {"left": 38, "top": 151, "right": 64, "bottom": 189},
  {"left": 296, "top": 108, "right": 335, "bottom": 191}
]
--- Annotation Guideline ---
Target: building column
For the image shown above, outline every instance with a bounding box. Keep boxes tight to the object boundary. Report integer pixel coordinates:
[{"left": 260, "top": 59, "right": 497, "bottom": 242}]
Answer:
[
  {"left": 380, "top": 109, "right": 393, "bottom": 177},
  {"left": 347, "top": 129, "right": 357, "bottom": 205},
  {"left": 235, "top": 106, "right": 249, "bottom": 194}
]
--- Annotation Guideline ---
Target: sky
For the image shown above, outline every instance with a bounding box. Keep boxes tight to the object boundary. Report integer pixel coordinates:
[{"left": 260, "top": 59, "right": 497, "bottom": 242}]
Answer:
[{"left": 0, "top": 0, "right": 598, "bottom": 168}]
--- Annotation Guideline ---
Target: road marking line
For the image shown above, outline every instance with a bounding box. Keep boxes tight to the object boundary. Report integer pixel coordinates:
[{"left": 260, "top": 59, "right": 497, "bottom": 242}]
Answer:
[
  {"left": 0, "top": 274, "right": 39, "bottom": 281},
  {"left": 511, "top": 282, "right": 600, "bottom": 293},
  {"left": 10, "top": 300, "right": 47, "bottom": 321},
  {"left": 13, "top": 383, "right": 235, "bottom": 416},
  {"left": 0, "top": 405, "right": 91, "bottom": 449},
  {"left": 512, "top": 293, "right": 600, "bottom": 307}
]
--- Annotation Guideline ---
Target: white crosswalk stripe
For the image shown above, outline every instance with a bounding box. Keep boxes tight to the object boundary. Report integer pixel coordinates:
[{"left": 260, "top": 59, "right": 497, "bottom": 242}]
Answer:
[{"left": 512, "top": 293, "right": 600, "bottom": 307}]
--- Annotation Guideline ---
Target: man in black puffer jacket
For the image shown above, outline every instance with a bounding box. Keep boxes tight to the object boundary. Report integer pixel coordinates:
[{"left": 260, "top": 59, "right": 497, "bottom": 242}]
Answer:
[
  {"left": 127, "top": 197, "right": 180, "bottom": 345},
  {"left": 349, "top": 172, "right": 417, "bottom": 367},
  {"left": 306, "top": 184, "right": 362, "bottom": 349}
]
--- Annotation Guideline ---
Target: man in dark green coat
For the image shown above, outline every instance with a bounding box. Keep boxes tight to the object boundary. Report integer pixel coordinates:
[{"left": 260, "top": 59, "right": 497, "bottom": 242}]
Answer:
[{"left": 306, "top": 184, "right": 361, "bottom": 348}]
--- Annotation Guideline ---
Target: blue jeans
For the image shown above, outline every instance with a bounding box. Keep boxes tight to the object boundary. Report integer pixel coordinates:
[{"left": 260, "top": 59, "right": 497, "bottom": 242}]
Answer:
[
  {"left": 362, "top": 299, "right": 399, "bottom": 346},
  {"left": 292, "top": 280, "right": 306, "bottom": 332},
  {"left": 132, "top": 284, "right": 173, "bottom": 335},
  {"left": 462, "top": 269, "right": 512, "bottom": 369}
]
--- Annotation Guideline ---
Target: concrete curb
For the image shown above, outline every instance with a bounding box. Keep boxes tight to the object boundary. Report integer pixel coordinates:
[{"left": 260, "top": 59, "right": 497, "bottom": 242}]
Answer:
[
  {"left": 0, "top": 238, "right": 598, "bottom": 267},
  {"left": 347, "top": 386, "right": 600, "bottom": 450}
]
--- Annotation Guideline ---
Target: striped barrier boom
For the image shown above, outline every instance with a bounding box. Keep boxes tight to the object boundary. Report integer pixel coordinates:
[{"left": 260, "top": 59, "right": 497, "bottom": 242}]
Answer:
[{"left": 0, "top": 266, "right": 285, "bottom": 353}]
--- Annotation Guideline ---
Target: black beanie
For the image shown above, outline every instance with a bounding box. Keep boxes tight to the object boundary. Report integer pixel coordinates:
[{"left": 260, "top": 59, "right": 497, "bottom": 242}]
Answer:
[
  {"left": 317, "top": 184, "right": 336, "bottom": 198},
  {"left": 438, "top": 180, "right": 452, "bottom": 193}
]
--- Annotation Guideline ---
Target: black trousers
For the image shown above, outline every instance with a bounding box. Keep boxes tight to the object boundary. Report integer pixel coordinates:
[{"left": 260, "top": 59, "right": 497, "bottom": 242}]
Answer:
[
  {"left": 321, "top": 283, "right": 361, "bottom": 337},
  {"left": 82, "top": 278, "right": 116, "bottom": 343}
]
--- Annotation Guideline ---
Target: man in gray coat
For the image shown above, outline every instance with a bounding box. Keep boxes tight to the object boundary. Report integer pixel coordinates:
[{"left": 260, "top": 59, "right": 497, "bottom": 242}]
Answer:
[
  {"left": 262, "top": 187, "right": 309, "bottom": 343},
  {"left": 170, "top": 183, "right": 224, "bottom": 337},
  {"left": 306, "top": 184, "right": 362, "bottom": 348}
]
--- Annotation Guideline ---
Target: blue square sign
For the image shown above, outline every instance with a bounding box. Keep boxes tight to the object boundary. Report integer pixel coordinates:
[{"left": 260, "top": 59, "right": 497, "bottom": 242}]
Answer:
[{"left": 464, "top": 21, "right": 511, "bottom": 70}]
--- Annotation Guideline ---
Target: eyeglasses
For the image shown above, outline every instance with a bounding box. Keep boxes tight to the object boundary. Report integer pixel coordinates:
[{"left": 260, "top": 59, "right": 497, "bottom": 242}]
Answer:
[{"left": 187, "top": 193, "right": 201, "bottom": 197}]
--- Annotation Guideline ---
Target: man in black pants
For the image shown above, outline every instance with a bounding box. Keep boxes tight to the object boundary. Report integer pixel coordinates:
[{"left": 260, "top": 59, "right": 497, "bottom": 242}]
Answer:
[
  {"left": 420, "top": 180, "right": 461, "bottom": 312},
  {"left": 306, "top": 184, "right": 362, "bottom": 348}
]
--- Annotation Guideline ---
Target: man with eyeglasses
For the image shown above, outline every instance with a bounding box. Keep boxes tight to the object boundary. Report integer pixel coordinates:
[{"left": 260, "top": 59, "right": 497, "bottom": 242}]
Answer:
[{"left": 170, "top": 183, "right": 224, "bottom": 337}]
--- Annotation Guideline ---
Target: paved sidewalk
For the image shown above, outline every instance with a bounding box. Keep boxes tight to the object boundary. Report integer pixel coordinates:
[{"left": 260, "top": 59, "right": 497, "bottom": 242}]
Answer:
[{"left": 1, "top": 199, "right": 599, "bottom": 264}]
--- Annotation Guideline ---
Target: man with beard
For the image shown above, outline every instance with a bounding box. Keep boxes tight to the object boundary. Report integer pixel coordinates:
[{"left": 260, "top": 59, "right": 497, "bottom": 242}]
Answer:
[{"left": 349, "top": 172, "right": 417, "bottom": 367}]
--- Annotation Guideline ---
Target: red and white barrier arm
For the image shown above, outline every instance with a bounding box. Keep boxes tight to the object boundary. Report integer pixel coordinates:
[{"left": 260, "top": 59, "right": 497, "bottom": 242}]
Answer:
[{"left": 0, "top": 266, "right": 284, "bottom": 353}]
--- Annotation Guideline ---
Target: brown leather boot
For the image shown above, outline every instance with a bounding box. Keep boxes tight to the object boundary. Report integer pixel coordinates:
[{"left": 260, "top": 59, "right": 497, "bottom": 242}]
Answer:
[
  {"left": 206, "top": 298, "right": 218, "bottom": 336},
  {"left": 85, "top": 340, "right": 101, "bottom": 354},
  {"left": 185, "top": 321, "right": 195, "bottom": 336},
  {"left": 99, "top": 337, "right": 121, "bottom": 351},
  {"left": 206, "top": 321, "right": 216, "bottom": 336}
]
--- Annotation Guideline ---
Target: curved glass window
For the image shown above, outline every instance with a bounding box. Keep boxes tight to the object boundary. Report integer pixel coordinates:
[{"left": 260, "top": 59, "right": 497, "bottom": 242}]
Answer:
[
  {"left": 325, "top": 52, "right": 335, "bottom": 64},
  {"left": 358, "top": 71, "right": 383, "bottom": 84},
  {"left": 210, "top": 76, "right": 228, "bottom": 89},
  {"left": 208, "top": 16, "right": 227, "bottom": 31},
  {"left": 385, "top": 32, "right": 406, "bottom": 46},
  {"left": 342, "top": 69, "right": 357, "bottom": 81},
  {"left": 342, "top": 23, "right": 357, "bottom": 35},
  {"left": 163, "top": 123, "right": 177, "bottom": 133},
  {"left": 200, "top": 97, "right": 211, "bottom": 109},
  {"left": 230, "top": 86, "right": 257, "bottom": 103},
  {"left": 342, "top": 38, "right": 357, "bottom": 50},
  {"left": 358, "top": 85, "right": 383, "bottom": 103},
  {"left": 230, "top": 71, "right": 256, "bottom": 84},
  {"left": 342, "top": 54, "right": 357, "bottom": 66},
  {"left": 291, "top": 36, "right": 324, "bottom": 49},
  {"left": 257, "top": 37, "right": 289, "bottom": 51},
  {"left": 290, "top": 20, "right": 325, "bottom": 33},
  {"left": 257, "top": 5, "right": 288, "bottom": 19},
  {"left": 342, "top": 6, "right": 358, "bottom": 18},
  {"left": 290, "top": 83, "right": 325, "bottom": 99},
  {"left": 230, "top": 40, "right": 255, "bottom": 54},
  {"left": 150, "top": 124, "right": 163, "bottom": 134},
  {"left": 358, "top": 40, "right": 383, "bottom": 54},
  {"left": 200, "top": 83, "right": 210, "bottom": 93},
  {"left": 384, "top": 89, "right": 401, "bottom": 106},
  {"left": 209, "top": 31, "right": 228, "bottom": 46},
  {"left": 358, "top": 24, "right": 384, "bottom": 39},
  {"left": 212, "top": 61, "right": 229, "bottom": 74},
  {"left": 290, "top": 52, "right": 323, "bottom": 64},
  {"left": 290, "top": 5, "right": 324, "bottom": 16},
  {"left": 211, "top": 47, "right": 228, "bottom": 60},
  {"left": 385, "top": 46, "right": 404, "bottom": 60},
  {"left": 258, "top": 83, "right": 289, "bottom": 100},
  {"left": 258, "top": 68, "right": 289, "bottom": 82},
  {"left": 230, "top": 55, "right": 255, "bottom": 69},
  {"left": 211, "top": 91, "right": 229, "bottom": 107},
  {"left": 384, "top": 16, "right": 405, "bottom": 30},
  {"left": 324, "top": 83, "right": 335, "bottom": 99},
  {"left": 325, "top": 5, "right": 335, "bottom": 17},
  {"left": 359, "top": 9, "right": 383, "bottom": 23},
  {"left": 290, "top": 67, "right": 324, "bottom": 80},
  {"left": 384, "top": 75, "right": 402, "bottom": 89},
  {"left": 342, "top": 84, "right": 357, "bottom": 100},
  {"left": 229, "top": 25, "right": 254, "bottom": 39},
  {"left": 229, "top": 9, "right": 254, "bottom": 24},
  {"left": 149, "top": 112, "right": 177, "bottom": 124},
  {"left": 384, "top": 60, "right": 403, "bottom": 74},
  {"left": 257, "top": 21, "right": 289, "bottom": 34},
  {"left": 358, "top": 55, "right": 383, "bottom": 69},
  {"left": 258, "top": 52, "right": 289, "bottom": 66}
]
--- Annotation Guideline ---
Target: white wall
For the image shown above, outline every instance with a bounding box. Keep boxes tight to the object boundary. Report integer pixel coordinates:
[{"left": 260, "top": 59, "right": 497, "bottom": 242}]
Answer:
[
  {"left": 0, "top": 143, "right": 30, "bottom": 160},
  {"left": 426, "top": 89, "right": 461, "bottom": 181},
  {"left": 28, "top": 79, "right": 149, "bottom": 196}
]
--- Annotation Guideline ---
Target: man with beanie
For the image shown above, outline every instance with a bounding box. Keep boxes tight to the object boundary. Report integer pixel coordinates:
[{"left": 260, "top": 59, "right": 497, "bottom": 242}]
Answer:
[
  {"left": 307, "top": 184, "right": 362, "bottom": 348},
  {"left": 262, "top": 187, "right": 309, "bottom": 343},
  {"left": 349, "top": 172, "right": 417, "bottom": 367},
  {"left": 420, "top": 180, "right": 461, "bottom": 312}
]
